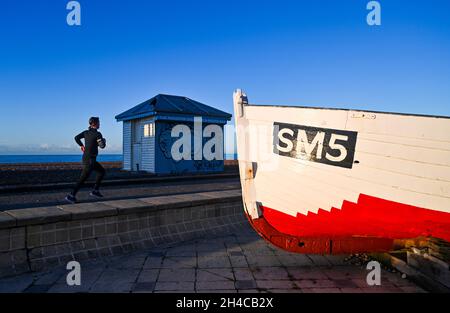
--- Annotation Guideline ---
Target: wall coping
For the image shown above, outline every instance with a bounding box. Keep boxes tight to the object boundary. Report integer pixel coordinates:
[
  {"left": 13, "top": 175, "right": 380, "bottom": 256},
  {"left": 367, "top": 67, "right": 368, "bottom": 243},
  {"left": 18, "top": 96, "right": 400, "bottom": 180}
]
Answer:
[{"left": 0, "top": 189, "right": 242, "bottom": 229}]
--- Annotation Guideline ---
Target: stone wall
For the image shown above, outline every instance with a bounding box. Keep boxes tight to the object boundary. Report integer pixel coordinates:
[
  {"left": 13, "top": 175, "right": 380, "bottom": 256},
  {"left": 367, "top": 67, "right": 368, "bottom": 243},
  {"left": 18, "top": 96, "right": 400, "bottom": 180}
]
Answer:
[
  {"left": 0, "top": 190, "right": 246, "bottom": 278},
  {"left": 0, "top": 161, "right": 122, "bottom": 171}
]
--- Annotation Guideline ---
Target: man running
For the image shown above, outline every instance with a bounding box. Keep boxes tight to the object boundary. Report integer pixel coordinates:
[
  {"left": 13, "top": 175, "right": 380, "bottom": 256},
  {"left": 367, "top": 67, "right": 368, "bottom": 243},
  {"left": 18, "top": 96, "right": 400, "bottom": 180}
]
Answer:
[{"left": 65, "top": 117, "right": 107, "bottom": 203}]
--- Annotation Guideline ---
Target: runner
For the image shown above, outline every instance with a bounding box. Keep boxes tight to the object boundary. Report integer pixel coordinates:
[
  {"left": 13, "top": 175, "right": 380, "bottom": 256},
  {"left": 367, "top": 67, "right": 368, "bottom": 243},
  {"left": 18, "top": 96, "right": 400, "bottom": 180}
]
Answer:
[{"left": 65, "top": 117, "right": 107, "bottom": 203}]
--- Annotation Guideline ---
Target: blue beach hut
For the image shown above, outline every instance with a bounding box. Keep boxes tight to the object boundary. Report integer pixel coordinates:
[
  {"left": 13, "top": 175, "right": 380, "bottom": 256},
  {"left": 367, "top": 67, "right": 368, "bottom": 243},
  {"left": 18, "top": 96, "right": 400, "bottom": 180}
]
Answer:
[{"left": 115, "top": 94, "right": 231, "bottom": 174}]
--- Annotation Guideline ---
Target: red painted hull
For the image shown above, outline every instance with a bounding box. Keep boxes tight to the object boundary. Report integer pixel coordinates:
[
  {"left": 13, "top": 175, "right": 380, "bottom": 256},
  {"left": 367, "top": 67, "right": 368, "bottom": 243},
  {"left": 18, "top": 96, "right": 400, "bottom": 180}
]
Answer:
[{"left": 249, "top": 194, "right": 450, "bottom": 254}]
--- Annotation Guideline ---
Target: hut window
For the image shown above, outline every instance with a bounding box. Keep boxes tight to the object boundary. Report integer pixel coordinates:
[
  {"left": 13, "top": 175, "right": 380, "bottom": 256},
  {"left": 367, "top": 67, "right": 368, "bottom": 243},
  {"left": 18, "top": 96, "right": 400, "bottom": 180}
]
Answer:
[{"left": 144, "top": 123, "right": 155, "bottom": 137}]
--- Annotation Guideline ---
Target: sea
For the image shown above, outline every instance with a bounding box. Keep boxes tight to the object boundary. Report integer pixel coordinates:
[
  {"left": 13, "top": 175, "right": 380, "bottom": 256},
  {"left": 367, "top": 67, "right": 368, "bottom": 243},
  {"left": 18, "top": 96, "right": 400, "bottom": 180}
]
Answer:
[{"left": 0, "top": 154, "right": 238, "bottom": 164}]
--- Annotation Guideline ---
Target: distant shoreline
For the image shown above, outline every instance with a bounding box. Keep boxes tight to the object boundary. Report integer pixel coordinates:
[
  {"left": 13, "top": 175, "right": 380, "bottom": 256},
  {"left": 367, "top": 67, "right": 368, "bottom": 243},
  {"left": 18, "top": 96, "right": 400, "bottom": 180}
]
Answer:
[
  {"left": 0, "top": 161, "right": 123, "bottom": 172},
  {"left": 0, "top": 154, "right": 123, "bottom": 164}
]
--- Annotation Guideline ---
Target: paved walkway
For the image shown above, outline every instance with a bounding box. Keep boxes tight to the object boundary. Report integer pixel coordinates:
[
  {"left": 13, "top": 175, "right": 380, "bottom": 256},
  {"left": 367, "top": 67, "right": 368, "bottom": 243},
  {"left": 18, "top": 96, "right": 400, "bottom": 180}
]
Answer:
[
  {"left": 0, "top": 223, "right": 425, "bottom": 293},
  {"left": 0, "top": 177, "right": 240, "bottom": 211}
]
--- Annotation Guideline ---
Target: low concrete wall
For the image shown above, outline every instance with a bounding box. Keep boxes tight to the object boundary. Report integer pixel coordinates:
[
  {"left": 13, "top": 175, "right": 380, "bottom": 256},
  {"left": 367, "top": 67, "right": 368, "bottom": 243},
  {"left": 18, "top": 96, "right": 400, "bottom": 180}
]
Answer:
[
  {"left": 0, "top": 190, "right": 246, "bottom": 278},
  {"left": 0, "top": 161, "right": 123, "bottom": 171}
]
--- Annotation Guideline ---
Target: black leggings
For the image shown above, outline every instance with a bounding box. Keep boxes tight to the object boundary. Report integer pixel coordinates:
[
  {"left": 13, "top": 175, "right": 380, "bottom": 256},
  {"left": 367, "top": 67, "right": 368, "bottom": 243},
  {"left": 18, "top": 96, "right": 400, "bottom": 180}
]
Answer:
[{"left": 72, "top": 158, "right": 105, "bottom": 195}]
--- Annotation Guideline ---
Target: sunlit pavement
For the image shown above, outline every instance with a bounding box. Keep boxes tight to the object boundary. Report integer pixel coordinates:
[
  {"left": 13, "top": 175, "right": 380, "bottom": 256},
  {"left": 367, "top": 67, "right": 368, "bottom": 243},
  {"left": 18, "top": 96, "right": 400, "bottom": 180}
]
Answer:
[
  {"left": 0, "top": 177, "right": 240, "bottom": 211},
  {"left": 0, "top": 224, "right": 425, "bottom": 293}
]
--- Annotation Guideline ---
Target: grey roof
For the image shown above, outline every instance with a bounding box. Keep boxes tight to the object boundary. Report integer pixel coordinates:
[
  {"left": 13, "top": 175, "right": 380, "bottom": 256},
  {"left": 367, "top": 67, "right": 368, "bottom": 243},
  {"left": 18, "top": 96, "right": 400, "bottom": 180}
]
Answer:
[{"left": 115, "top": 94, "right": 232, "bottom": 121}]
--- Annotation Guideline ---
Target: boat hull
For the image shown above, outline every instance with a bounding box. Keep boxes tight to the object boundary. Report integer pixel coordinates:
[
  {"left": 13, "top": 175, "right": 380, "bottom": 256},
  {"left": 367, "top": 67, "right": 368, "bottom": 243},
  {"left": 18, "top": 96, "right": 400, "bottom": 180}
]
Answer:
[{"left": 233, "top": 90, "right": 450, "bottom": 254}]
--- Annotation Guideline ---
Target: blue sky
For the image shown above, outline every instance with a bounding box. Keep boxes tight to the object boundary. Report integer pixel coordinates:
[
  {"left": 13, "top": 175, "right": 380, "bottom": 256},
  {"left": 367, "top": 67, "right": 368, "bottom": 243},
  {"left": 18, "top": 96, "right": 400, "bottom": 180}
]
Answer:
[{"left": 1, "top": 0, "right": 449, "bottom": 154}]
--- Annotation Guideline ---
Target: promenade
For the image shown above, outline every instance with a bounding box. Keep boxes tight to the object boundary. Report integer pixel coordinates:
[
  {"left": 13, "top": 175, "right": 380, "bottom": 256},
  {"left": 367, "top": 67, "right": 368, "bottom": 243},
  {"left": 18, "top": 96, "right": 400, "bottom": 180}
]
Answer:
[
  {"left": 0, "top": 177, "right": 240, "bottom": 211},
  {"left": 0, "top": 222, "right": 424, "bottom": 293}
]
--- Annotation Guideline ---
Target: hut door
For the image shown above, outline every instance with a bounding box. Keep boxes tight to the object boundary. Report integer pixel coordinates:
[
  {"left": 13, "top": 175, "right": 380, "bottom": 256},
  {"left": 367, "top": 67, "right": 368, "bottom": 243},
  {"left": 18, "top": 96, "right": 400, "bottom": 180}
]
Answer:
[{"left": 132, "top": 121, "right": 142, "bottom": 171}]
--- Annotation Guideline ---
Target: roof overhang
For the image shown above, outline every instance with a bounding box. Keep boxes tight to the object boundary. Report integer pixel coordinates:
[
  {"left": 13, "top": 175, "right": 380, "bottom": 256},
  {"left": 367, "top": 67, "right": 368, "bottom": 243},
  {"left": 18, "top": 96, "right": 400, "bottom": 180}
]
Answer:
[
  {"left": 115, "top": 111, "right": 156, "bottom": 122},
  {"left": 116, "top": 112, "right": 231, "bottom": 124},
  {"left": 155, "top": 114, "right": 229, "bottom": 124}
]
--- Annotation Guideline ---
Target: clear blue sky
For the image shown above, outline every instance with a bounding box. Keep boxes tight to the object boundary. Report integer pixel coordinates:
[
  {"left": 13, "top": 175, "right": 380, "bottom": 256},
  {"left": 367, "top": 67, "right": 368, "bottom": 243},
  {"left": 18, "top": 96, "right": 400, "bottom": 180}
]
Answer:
[{"left": 1, "top": 0, "right": 449, "bottom": 154}]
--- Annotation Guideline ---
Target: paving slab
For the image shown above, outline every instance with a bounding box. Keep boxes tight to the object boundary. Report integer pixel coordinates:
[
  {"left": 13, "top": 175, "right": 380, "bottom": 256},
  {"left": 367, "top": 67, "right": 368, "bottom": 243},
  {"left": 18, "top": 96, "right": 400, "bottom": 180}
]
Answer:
[
  {"left": 196, "top": 242, "right": 226, "bottom": 252},
  {"left": 286, "top": 268, "right": 328, "bottom": 280},
  {"left": 108, "top": 255, "right": 147, "bottom": 269},
  {"left": 103, "top": 199, "right": 152, "bottom": 214},
  {"left": 34, "top": 269, "right": 66, "bottom": 285},
  {"left": 24, "top": 284, "right": 53, "bottom": 293},
  {"left": 361, "top": 286, "right": 404, "bottom": 293},
  {"left": 47, "top": 283, "right": 91, "bottom": 293},
  {"left": 0, "top": 273, "right": 33, "bottom": 293},
  {"left": 196, "top": 268, "right": 234, "bottom": 281},
  {"left": 252, "top": 267, "right": 289, "bottom": 280},
  {"left": 277, "top": 255, "right": 314, "bottom": 267},
  {"left": 256, "top": 280, "right": 296, "bottom": 290},
  {"left": 0, "top": 221, "right": 427, "bottom": 293},
  {"left": 235, "top": 280, "right": 258, "bottom": 289},
  {"left": 133, "top": 282, "right": 156, "bottom": 293},
  {"left": 197, "top": 250, "right": 228, "bottom": 258},
  {"left": 399, "top": 286, "right": 427, "bottom": 293},
  {"left": 230, "top": 255, "right": 249, "bottom": 268},
  {"left": 268, "top": 289, "right": 303, "bottom": 293},
  {"left": 238, "top": 289, "right": 262, "bottom": 293},
  {"left": 196, "top": 289, "right": 236, "bottom": 293},
  {"left": 161, "top": 257, "right": 197, "bottom": 268},
  {"left": 196, "top": 280, "right": 235, "bottom": 290},
  {"left": 165, "top": 245, "right": 196, "bottom": 257},
  {"left": 58, "top": 202, "right": 117, "bottom": 220},
  {"left": 198, "top": 256, "right": 231, "bottom": 268},
  {"left": 94, "top": 268, "right": 140, "bottom": 284},
  {"left": 0, "top": 212, "right": 17, "bottom": 228},
  {"left": 143, "top": 256, "right": 164, "bottom": 269},
  {"left": 233, "top": 268, "right": 254, "bottom": 281},
  {"left": 155, "top": 281, "right": 195, "bottom": 291},
  {"left": 322, "top": 266, "right": 367, "bottom": 279},
  {"left": 6, "top": 206, "right": 70, "bottom": 226},
  {"left": 307, "top": 255, "right": 332, "bottom": 267},
  {"left": 90, "top": 281, "right": 134, "bottom": 293},
  {"left": 246, "top": 255, "right": 282, "bottom": 267},
  {"left": 302, "top": 288, "right": 341, "bottom": 293},
  {"left": 339, "top": 288, "right": 365, "bottom": 293},
  {"left": 137, "top": 269, "right": 159, "bottom": 283},
  {"left": 295, "top": 279, "right": 337, "bottom": 289},
  {"left": 158, "top": 268, "right": 195, "bottom": 282}
]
